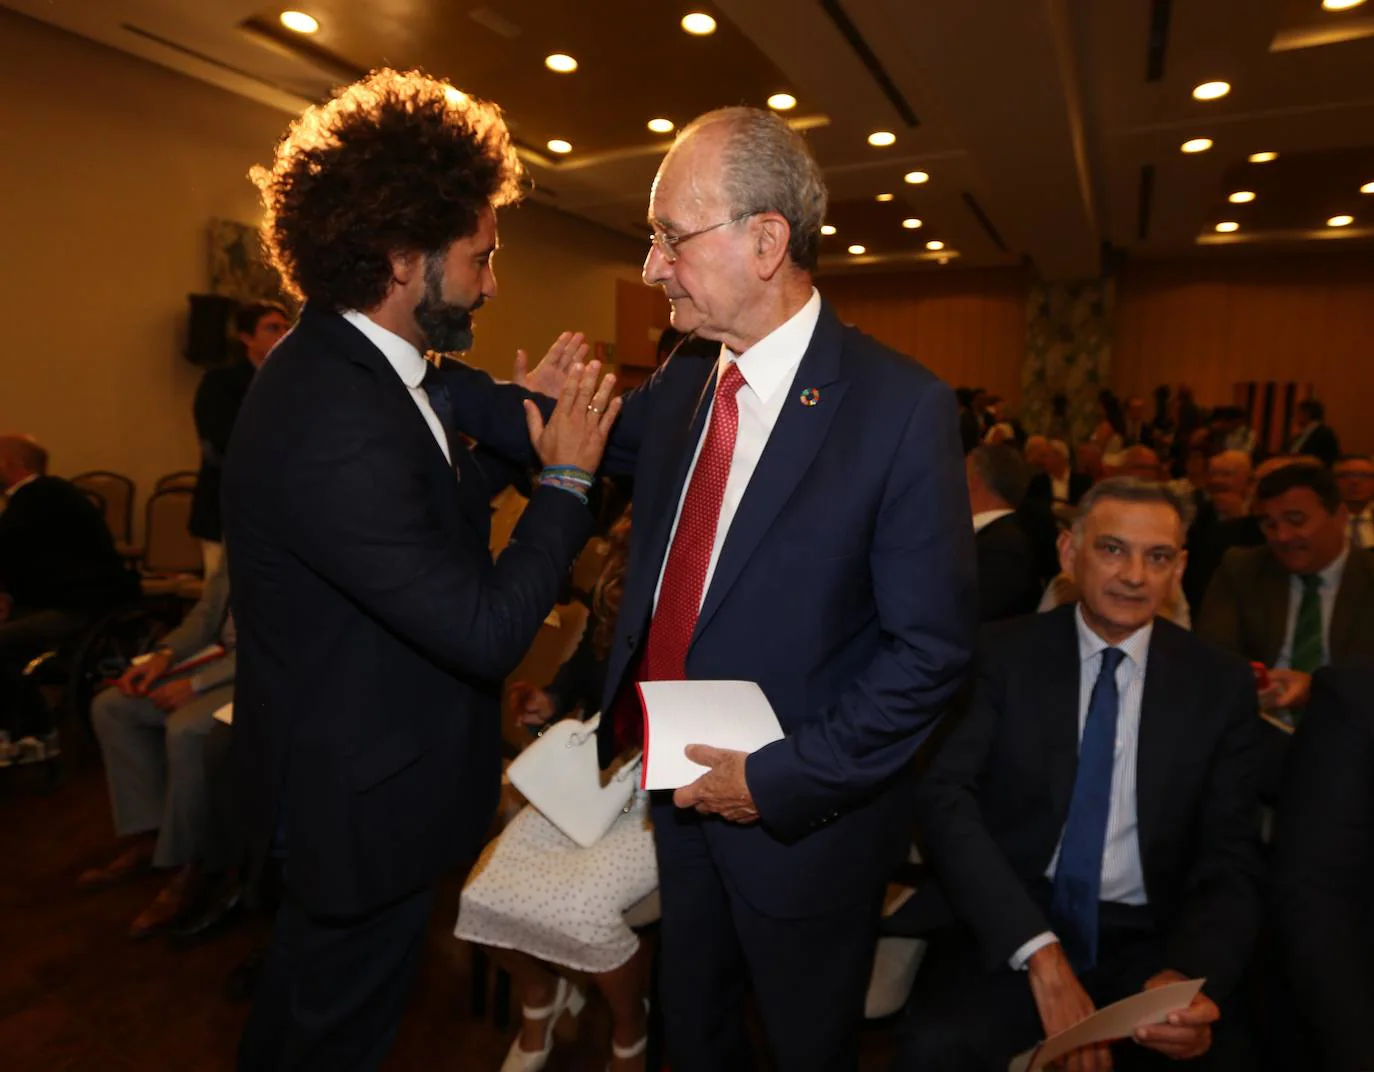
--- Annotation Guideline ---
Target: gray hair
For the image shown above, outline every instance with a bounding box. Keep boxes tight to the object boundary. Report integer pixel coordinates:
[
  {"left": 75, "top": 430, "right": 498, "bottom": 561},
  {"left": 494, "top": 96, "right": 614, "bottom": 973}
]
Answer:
[
  {"left": 680, "top": 107, "right": 827, "bottom": 271},
  {"left": 1073, "top": 477, "right": 1194, "bottom": 534},
  {"left": 969, "top": 444, "right": 1030, "bottom": 507}
]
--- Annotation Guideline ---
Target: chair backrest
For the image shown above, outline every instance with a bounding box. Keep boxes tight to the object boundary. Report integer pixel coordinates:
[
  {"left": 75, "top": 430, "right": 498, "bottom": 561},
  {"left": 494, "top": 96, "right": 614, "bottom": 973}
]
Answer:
[
  {"left": 488, "top": 488, "right": 529, "bottom": 556},
  {"left": 501, "top": 601, "right": 591, "bottom": 753},
  {"left": 571, "top": 538, "right": 611, "bottom": 598},
  {"left": 79, "top": 487, "right": 107, "bottom": 516},
  {"left": 155, "top": 470, "right": 199, "bottom": 492},
  {"left": 70, "top": 471, "right": 134, "bottom": 543},
  {"left": 141, "top": 488, "right": 202, "bottom": 575}
]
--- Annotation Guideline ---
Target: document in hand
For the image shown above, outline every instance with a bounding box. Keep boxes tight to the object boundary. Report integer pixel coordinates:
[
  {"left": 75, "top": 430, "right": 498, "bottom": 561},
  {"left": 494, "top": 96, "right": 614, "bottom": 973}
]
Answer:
[
  {"left": 636, "top": 680, "right": 785, "bottom": 791},
  {"left": 1008, "top": 978, "right": 1205, "bottom": 1072}
]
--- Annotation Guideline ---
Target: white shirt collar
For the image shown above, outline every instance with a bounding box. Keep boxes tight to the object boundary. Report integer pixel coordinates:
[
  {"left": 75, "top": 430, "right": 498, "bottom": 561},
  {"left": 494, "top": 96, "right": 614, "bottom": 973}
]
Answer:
[
  {"left": 341, "top": 310, "right": 429, "bottom": 389},
  {"left": 6, "top": 472, "right": 39, "bottom": 496},
  {"left": 1307, "top": 541, "right": 1350, "bottom": 591},
  {"left": 722, "top": 288, "right": 822, "bottom": 408},
  {"left": 972, "top": 508, "right": 1015, "bottom": 534},
  {"left": 1074, "top": 603, "right": 1153, "bottom": 673}
]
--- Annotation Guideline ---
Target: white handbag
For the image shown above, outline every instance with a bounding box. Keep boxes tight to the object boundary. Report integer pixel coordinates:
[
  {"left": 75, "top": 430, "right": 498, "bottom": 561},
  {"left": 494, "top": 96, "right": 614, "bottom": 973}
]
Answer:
[{"left": 506, "top": 713, "right": 642, "bottom": 849}]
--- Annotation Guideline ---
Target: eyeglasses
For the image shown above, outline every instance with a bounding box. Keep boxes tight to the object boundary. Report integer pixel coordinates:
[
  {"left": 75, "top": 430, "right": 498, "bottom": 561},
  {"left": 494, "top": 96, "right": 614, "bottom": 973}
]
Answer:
[{"left": 648, "top": 211, "right": 756, "bottom": 263}]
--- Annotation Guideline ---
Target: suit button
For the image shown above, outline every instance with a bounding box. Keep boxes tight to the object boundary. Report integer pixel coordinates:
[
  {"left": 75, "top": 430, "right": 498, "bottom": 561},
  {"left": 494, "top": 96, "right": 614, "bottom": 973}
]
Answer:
[{"left": 626, "top": 634, "right": 638, "bottom": 650}]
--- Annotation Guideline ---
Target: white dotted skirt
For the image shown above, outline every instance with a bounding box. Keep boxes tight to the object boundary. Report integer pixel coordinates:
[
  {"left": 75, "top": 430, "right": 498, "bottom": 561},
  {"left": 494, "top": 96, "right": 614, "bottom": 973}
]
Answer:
[{"left": 454, "top": 792, "right": 658, "bottom": 974}]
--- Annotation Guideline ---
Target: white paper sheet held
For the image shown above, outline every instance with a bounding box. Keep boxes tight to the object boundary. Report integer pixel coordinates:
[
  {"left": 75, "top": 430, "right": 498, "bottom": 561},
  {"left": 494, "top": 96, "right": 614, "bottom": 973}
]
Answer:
[
  {"left": 637, "top": 680, "right": 784, "bottom": 790},
  {"left": 1008, "top": 978, "right": 1204, "bottom": 1072}
]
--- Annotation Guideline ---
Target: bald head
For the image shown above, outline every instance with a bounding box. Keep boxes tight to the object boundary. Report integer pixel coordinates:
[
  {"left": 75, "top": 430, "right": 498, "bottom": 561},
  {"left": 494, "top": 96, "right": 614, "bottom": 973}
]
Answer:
[
  {"left": 0, "top": 435, "right": 48, "bottom": 491},
  {"left": 1118, "top": 445, "right": 1160, "bottom": 481},
  {"left": 1206, "top": 450, "right": 1253, "bottom": 499}
]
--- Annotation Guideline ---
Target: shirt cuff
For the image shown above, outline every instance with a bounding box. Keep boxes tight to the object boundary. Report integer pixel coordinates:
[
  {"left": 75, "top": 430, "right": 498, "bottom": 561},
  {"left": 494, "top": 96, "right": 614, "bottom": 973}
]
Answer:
[{"left": 1010, "top": 932, "right": 1059, "bottom": 971}]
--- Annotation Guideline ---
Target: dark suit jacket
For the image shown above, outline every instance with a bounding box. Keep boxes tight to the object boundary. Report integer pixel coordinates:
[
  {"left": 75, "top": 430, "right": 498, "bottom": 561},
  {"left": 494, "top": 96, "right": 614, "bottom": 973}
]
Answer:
[
  {"left": 0, "top": 476, "right": 135, "bottom": 613},
  {"left": 597, "top": 299, "right": 977, "bottom": 918},
  {"left": 1026, "top": 470, "right": 1090, "bottom": 507},
  {"left": 1291, "top": 422, "right": 1340, "bottom": 468},
  {"left": 1272, "top": 665, "right": 1374, "bottom": 1071},
  {"left": 974, "top": 514, "right": 1043, "bottom": 623},
  {"left": 1182, "top": 501, "right": 1265, "bottom": 616},
  {"left": 190, "top": 360, "right": 256, "bottom": 542},
  {"left": 912, "top": 607, "right": 1263, "bottom": 999},
  {"left": 223, "top": 304, "right": 594, "bottom": 917},
  {"left": 1196, "top": 545, "right": 1374, "bottom": 668}
]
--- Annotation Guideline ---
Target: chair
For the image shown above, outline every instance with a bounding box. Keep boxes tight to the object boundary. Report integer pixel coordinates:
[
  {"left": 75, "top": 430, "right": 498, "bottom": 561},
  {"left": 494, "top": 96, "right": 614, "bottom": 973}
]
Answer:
[
  {"left": 570, "top": 538, "right": 610, "bottom": 600},
  {"left": 138, "top": 488, "right": 202, "bottom": 597},
  {"left": 155, "top": 470, "right": 198, "bottom": 492},
  {"left": 501, "top": 602, "right": 591, "bottom": 755},
  {"left": 70, "top": 470, "right": 135, "bottom": 545},
  {"left": 488, "top": 488, "right": 529, "bottom": 556}
]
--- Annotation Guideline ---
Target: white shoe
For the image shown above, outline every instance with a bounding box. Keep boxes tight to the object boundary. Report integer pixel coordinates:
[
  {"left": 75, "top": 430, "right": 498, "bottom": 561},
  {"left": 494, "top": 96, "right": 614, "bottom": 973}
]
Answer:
[
  {"left": 605, "top": 998, "right": 649, "bottom": 1071},
  {"left": 499, "top": 976, "right": 587, "bottom": 1072}
]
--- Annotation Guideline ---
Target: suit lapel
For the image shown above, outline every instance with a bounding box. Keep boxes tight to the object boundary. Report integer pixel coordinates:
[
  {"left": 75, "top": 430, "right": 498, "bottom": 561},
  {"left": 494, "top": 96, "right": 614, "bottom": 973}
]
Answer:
[
  {"left": 690, "top": 304, "right": 849, "bottom": 645},
  {"left": 1043, "top": 606, "right": 1086, "bottom": 826},
  {"left": 1329, "top": 548, "right": 1373, "bottom": 661},
  {"left": 1257, "top": 556, "right": 1291, "bottom": 666},
  {"left": 1135, "top": 623, "right": 1186, "bottom": 860}
]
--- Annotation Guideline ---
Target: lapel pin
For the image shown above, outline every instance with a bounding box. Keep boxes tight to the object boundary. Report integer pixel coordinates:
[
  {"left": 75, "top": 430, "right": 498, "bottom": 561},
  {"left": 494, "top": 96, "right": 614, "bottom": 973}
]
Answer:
[{"left": 799, "top": 387, "right": 821, "bottom": 407}]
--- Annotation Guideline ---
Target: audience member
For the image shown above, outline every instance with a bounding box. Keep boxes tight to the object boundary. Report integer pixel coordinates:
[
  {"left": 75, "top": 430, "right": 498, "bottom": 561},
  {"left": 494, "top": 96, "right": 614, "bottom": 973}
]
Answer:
[
  {"left": 1026, "top": 439, "right": 1091, "bottom": 508},
  {"left": 1075, "top": 441, "right": 1106, "bottom": 485},
  {"left": 1117, "top": 444, "right": 1162, "bottom": 482},
  {"left": 1286, "top": 398, "right": 1339, "bottom": 468},
  {"left": 1213, "top": 407, "right": 1257, "bottom": 456},
  {"left": 1182, "top": 451, "right": 1262, "bottom": 614},
  {"left": 1122, "top": 395, "right": 1148, "bottom": 447},
  {"left": 80, "top": 556, "right": 239, "bottom": 937},
  {"left": 898, "top": 478, "right": 1262, "bottom": 1071},
  {"left": 1332, "top": 454, "right": 1374, "bottom": 549},
  {"left": 189, "top": 301, "right": 290, "bottom": 577},
  {"left": 1091, "top": 390, "right": 1126, "bottom": 455},
  {"left": 967, "top": 446, "right": 1043, "bottom": 623},
  {"left": 1271, "top": 664, "right": 1374, "bottom": 1072}
]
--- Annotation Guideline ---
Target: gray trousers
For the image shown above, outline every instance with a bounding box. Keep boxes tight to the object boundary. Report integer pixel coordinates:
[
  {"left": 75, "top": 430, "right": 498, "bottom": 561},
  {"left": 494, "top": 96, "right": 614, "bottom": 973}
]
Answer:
[{"left": 90, "top": 670, "right": 233, "bottom": 869}]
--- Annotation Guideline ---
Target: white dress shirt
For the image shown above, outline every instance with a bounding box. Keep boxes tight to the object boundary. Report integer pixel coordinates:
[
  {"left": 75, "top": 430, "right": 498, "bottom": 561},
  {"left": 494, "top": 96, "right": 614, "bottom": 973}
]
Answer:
[
  {"left": 341, "top": 310, "right": 451, "bottom": 466},
  {"left": 653, "top": 288, "right": 822, "bottom": 611},
  {"left": 5, "top": 472, "right": 39, "bottom": 497},
  {"left": 972, "top": 508, "right": 1014, "bottom": 534},
  {"left": 1275, "top": 543, "right": 1349, "bottom": 670},
  {"left": 1011, "top": 606, "right": 1152, "bottom": 969},
  {"left": 1051, "top": 473, "right": 1071, "bottom": 503}
]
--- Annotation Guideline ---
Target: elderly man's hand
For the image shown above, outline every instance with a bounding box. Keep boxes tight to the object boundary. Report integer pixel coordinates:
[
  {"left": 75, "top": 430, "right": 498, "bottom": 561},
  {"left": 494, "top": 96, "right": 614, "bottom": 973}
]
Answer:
[
  {"left": 1133, "top": 971, "right": 1218, "bottom": 1060},
  {"left": 514, "top": 331, "right": 589, "bottom": 399},
  {"left": 673, "top": 746, "right": 759, "bottom": 823}
]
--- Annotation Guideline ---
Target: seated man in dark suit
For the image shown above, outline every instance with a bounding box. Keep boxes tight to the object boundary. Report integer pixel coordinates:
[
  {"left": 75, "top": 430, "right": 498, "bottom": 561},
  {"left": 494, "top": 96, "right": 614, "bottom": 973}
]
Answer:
[
  {"left": 967, "top": 445, "right": 1043, "bottom": 622},
  {"left": 1286, "top": 398, "right": 1340, "bottom": 468},
  {"left": 1271, "top": 664, "right": 1374, "bottom": 1072},
  {"left": 1182, "top": 450, "right": 1263, "bottom": 614},
  {"left": 1027, "top": 438, "right": 1091, "bottom": 508},
  {"left": 898, "top": 477, "right": 1263, "bottom": 1071}
]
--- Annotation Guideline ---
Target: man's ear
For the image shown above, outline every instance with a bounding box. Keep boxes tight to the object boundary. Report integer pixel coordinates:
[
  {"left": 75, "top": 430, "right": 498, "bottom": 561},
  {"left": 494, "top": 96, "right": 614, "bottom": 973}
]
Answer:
[
  {"left": 388, "top": 249, "right": 423, "bottom": 288},
  {"left": 752, "top": 214, "right": 790, "bottom": 280}
]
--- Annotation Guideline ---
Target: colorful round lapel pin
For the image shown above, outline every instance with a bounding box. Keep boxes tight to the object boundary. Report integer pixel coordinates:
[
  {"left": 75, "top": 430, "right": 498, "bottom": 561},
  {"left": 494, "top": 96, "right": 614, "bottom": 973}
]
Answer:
[{"left": 799, "top": 387, "right": 821, "bottom": 407}]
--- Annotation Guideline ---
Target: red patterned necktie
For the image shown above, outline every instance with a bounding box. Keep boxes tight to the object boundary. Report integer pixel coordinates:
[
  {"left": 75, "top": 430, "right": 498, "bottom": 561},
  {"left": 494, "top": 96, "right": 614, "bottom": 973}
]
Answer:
[{"left": 612, "top": 363, "right": 746, "bottom": 750}]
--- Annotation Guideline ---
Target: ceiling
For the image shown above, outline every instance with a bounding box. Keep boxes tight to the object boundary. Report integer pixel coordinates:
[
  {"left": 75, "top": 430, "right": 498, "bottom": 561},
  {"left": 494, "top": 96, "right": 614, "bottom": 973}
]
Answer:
[{"left": 7, "top": 0, "right": 1374, "bottom": 279}]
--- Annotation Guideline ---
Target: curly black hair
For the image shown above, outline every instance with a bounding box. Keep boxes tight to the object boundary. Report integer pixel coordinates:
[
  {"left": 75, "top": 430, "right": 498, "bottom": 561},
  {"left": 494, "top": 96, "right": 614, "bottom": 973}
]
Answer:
[{"left": 251, "top": 69, "right": 525, "bottom": 311}]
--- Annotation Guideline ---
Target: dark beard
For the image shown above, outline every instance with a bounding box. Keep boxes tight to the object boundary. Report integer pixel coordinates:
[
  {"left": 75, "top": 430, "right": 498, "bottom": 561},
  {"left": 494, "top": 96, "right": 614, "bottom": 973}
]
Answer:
[{"left": 414, "top": 252, "right": 482, "bottom": 354}]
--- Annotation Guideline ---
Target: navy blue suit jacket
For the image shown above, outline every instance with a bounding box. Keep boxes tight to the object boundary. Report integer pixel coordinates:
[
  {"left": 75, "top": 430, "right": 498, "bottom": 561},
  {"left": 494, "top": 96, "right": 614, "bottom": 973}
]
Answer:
[{"left": 598, "top": 299, "right": 977, "bottom": 917}]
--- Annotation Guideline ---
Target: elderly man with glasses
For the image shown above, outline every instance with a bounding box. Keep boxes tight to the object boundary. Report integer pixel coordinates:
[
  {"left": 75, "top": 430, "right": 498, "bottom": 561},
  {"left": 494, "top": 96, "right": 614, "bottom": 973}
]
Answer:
[{"left": 590, "top": 107, "right": 976, "bottom": 1072}]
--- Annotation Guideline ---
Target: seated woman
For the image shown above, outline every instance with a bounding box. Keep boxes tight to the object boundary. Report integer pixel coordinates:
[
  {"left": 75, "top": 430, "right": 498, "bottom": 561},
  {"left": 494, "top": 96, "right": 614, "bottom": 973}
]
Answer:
[{"left": 456, "top": 510, "right": 654, "bottom": 1072}]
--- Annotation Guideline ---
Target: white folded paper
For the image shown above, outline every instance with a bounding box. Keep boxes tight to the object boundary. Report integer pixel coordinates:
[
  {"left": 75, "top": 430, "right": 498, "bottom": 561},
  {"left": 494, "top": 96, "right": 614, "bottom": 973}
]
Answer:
[
  {"left": 1009, "top": 978, "right": 1205, "bottom": 1072},
  {"left": 637, "top": 680, "right": 784, "bottom": 790},
  {"left": 212, "top": 702, "right": 233, "bottom": 726}
]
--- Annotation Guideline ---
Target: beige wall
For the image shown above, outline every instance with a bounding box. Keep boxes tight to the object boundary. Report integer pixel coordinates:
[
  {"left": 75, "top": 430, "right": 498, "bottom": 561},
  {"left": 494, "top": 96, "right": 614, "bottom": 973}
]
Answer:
[{"left": 0, "top": 10, "right": 644, "bottom": 536}]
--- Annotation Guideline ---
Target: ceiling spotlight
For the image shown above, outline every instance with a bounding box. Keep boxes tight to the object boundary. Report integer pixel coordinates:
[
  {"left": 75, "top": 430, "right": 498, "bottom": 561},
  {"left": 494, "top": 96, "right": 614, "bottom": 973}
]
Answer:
[
  {"left": 904, "top": 170, "right": 929, "bottom": 184},
  {"left": 1249, "top": 151, "right": 1278, "bottom": 163},
  {"left": 847, "top": 244, "right": 867, "bottom": 255},
  {"left": 1181, "top": 137, "right": 1213, "bottom": 154},
  {"left": 546, "top": 139, "right": 572, "bottom": 155},
  {"left": 544, "top": 53, "right": 578, "bottom": 73},
  {"left": 868, "top": 131, "right": 896, "bottom": 147},
  {"left": 902, "top": 218, "right": 922, "bottom": 229},
  {"left": 926, "top": 240, "right": 945, "bottom": 250},
  {"left": 1328, "top": 215, "right": 1354, "bottom": 227},
  {"left": 767, "top": 93, "right": 797, "bottom": 111},
  {"left": 1322, "top": 0, "right": 1367, "bottom": 10},
  {"left": 279, "top": 10, "right": 319, "bottom": 33},
  {"left": 1215, "top": 221, "right": 1240, "bottom": 233},
  {"left": 821, "top": 224, "right": 837, "bottom": 236},
  {"left": 1192, "top": 81, "right": 1231, "bottom": 101},
  {"left": 444, "top": 87, "right": 467, "bottom": 105},
  {"left": 647, "top": 118, "right": 675, "bottom": 134},
  {"left": 875, "top": 193, "right": 895, "bottom": 202},
  {"left": 1228, "top": 191, "right": 1256, "bottom": 203},
  {"left": 1361, "top": 181, "right": 1374, "bottom": 194},
  {"left": 681, "top": 12, "right": 717, "bottom": 34}
]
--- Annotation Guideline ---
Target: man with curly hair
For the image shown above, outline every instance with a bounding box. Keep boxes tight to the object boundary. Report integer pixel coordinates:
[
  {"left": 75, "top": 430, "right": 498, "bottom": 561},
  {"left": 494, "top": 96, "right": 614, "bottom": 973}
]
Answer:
[{"left": 223, "top": 69, "right": 621, "bottom": 1069}]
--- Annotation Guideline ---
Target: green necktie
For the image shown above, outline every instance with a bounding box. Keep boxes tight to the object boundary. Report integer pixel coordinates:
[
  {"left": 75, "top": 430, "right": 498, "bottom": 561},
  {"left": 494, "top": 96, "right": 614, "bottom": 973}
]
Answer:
[{"left": 1290, "top": 574, "right": 1324, "bottom": 675}]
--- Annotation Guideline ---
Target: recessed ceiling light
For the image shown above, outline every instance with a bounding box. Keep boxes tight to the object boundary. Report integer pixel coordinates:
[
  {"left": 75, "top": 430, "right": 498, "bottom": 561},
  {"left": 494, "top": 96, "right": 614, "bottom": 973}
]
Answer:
[
  {"left": 868, "top": 131, "right": 896, "bottom": 147},
  {"left": 875, "top": 193, "right": 894, "bottom": 202},
  {"left": 904, "top": 170, "right": 929, "bottom": 184},
  {"left": 444, "top": 87, "right": 466, "bottom": 105},
  {"left": 547, "top": 139, "right": 572, "bottom": 155},
  {"left": 1322, "top": 0, "right": 1366, "bottom": 10},
  {"left": 279, "top": 10, "right": 319, "bottom": 34},
  {"left": 1328, "top": 215, "right": 1354, "bottom": 227},
  {"left": 1181, "top": 138, "right": 1213, "bottom": 154},
  {"left": 821, "top": 224, "right": 837, "bottom": 236},
  {"left": 1249, "top": 151, "right": 1278, "bottom": 163},
  {"left": 544, "top": 53, "right": 578, "bottom": 73},
  {"left": 767, "top": 93, "right": 797, "bottom": 111},
  {"left": 1228, "top": 191, "right": 1256, "bottom": 204},
  {"left": 681, "top": 12, "right": 717, "bottom": 35},
  {"left": 847, "top": 244, "right": 867, "bottom": 255},
  {"left": 1192, "top": 81, "right": 1231, "bottom": 101},
  {"left": 647, "top": 118, "right": 674, "bottom": 134},
  {"left": 1215, "top": 221, "right": 1240, "bottom": 233},
  {"left": 902, "top": 218, "right": 922, "bottom": 229},
  {"left": 1361, "top": 181, "right": 1374, "bottom": 194},
  {"left": 926, "top": 240, "right": 945, "bottom": 250}
]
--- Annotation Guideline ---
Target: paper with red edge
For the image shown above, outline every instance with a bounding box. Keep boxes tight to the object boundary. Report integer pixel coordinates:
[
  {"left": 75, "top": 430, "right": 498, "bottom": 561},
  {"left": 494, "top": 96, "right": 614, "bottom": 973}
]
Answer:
[
  {"left": 637, "top": 680, "right": 784, "bottom": 791},
  {"left": 1008, "top": 978, "right": 1205, "bottom": 1072}
]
